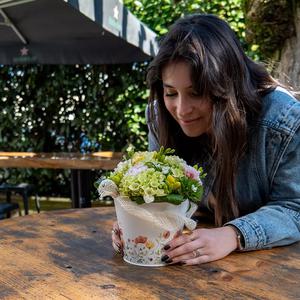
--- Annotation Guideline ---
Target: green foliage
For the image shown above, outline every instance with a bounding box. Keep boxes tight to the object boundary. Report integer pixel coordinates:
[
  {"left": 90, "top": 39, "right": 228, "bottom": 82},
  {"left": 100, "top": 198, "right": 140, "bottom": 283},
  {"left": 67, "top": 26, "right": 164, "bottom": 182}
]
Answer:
[
  {"left": 153, "top": 146, "right": 175, "bottom": 162},
  {"left": 0, "top": 64, "right": 149, "bottom": 152},
  {"left": 132, "top": 194, "right": 184, "bottom": 205},
  {"left": 179, "top": 176, "right": 203, "bottom": 202},
  {"left": 124, "top": 0, "right": 254, "bottom": 56},
  {"left": 0, "top": 64, "right": 149, "bottom": 195},
  {"left": 244, "top": 0, "right": 294, "bottom": 60}
]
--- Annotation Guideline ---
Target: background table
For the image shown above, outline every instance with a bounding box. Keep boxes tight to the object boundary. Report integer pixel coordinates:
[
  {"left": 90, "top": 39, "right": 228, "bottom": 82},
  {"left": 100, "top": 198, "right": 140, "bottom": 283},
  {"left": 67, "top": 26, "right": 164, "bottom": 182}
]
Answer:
[
  {"left": 0, "top": 207, "right": 299, "bottom": 299},
  {"left": 0, "top": 152, "right": 122, "bottom": 208}
]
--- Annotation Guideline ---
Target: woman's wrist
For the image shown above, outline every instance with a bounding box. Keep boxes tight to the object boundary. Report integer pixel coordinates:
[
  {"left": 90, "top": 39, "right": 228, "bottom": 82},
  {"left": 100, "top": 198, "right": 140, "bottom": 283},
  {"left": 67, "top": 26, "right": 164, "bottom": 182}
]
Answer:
[
  {"left": 226, "top": 225, "right": 245, "bottom": 251},
  {"left": 221, "top": 226, "right": 239, "bottom": 252}
]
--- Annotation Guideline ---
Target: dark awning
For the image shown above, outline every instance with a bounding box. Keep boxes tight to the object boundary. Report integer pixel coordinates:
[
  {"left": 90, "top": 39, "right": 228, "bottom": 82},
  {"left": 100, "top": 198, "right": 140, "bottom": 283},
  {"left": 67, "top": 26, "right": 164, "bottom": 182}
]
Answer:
[{"left": 0, "top": 0, "right": 158, "bottom": 64}]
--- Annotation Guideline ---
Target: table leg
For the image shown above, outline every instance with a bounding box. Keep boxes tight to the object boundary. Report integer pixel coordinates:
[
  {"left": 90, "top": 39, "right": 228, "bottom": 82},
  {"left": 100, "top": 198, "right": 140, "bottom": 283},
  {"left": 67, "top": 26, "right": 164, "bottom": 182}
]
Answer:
[
  {"left": 78, "top": 169, "right": 92, "bottom": 208},
  {"left": 71, "top": 170, "right": 79, "bottom": 208},
  {"left": 70, "top": 169, "right": 92, "bottom": 208},
  {"left": 6, "top": 191, "right": 12, "bottom": 218},
  {"left": 23, "top": 192, "right": 29, "bottom": 215}
]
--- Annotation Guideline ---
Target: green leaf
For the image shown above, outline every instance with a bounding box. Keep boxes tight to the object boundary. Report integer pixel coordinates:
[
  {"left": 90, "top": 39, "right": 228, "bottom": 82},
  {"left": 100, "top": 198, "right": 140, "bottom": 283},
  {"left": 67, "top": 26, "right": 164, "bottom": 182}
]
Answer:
[{"left": 155, "top": 194, "right": 184, "bottom": 205}]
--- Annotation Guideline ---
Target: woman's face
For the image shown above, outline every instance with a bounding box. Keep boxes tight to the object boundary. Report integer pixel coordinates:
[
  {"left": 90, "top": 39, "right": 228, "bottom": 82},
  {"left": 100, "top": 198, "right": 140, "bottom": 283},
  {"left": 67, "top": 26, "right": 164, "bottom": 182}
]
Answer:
[{"left": 162, "top": 61, "right": 213, "bottom": 137}]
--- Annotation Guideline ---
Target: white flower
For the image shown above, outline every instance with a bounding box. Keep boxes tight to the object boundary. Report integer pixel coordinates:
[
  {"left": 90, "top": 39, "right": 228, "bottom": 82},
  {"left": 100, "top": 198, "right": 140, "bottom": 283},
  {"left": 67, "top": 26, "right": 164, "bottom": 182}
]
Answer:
[
  {"left": 191, "top": 184, "right": 198, "bottom": 192},
  {"left": 143, "top": 195, "right": 155, "bottom": 203},
  {"left": 125, "top": 163, "right": 148, "bottom": 176},
  {"left": 162, "top": 166, "right": 170, "bottom": 174},
  {"left": 115, "top": 161, "right": 129, "bottom": 172}
]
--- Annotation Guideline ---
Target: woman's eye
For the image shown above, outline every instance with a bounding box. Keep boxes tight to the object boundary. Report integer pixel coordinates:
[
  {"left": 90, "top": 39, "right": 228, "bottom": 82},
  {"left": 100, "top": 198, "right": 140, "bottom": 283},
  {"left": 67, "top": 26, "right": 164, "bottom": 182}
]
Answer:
[
  {"left": 191, "top": 91, "right": 200, "bottom": 97},
  {"left": 165, "top": 92, "right": 177, "bottom": 97}
]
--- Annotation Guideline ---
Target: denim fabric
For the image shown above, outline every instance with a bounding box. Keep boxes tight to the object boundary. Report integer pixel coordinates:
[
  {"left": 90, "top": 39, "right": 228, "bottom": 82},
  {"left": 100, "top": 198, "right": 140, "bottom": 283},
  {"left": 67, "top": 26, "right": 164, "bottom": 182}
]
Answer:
[{"left": 147, "top": 87, "right": 300, "bottom": 250}]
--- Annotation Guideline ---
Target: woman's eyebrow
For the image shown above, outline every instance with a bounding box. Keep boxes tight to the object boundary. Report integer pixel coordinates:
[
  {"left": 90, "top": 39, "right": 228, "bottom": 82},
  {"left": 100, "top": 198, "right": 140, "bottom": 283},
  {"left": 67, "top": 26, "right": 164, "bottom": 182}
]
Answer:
[
  {"left": 163, "top": 83, "right": 174, "bottom": 88},
  {"left": 163, "top": 83, "right": 193, "bottom": 88}
]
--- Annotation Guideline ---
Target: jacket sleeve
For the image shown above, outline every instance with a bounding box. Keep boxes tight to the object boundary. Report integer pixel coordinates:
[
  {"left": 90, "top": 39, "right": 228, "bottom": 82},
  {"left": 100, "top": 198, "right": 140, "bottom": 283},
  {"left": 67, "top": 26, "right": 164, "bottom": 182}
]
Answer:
[{"left": 226, "top": 125, "right": 300, "bottom": 250}]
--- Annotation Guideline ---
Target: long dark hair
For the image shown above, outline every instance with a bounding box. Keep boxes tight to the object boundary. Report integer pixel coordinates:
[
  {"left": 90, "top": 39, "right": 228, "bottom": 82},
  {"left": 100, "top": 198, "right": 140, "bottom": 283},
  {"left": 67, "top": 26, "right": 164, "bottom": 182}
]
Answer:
[{"left": 147, "top": 14, "right": 277, "bottom": 226}]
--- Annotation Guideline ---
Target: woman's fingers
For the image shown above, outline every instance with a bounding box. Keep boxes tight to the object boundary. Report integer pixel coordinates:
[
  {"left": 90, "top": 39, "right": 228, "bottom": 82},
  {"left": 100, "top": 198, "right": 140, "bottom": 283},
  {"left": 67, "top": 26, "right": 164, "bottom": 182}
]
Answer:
[
  {"left": 161, "top": 230, "right": 207, "bottom": 264},
  {"left": 112, "top": 240, "right": 121, "bottom": 253},
  {"left": 112, "top": 231, "right": 121, "bottom": 245},
  {"left": 112, "top": 221, "right": 120, "bottom": 234},
  {"left": 165, "top": 230, "right": 203, "bottom": 251},
  {"left": 166, "top": 230, "right": 201, "bottom": 249},
  {"left": 111, "top": 221, "right": 123, "bottom": 255},
  {"left": 112, "top": 221, "right": 121, "bottom": 241},
  {"left": 165, "top": 238, "right": 204, "bottom": 260},
  {"left": 166, "top": 246, "right": 207, "bottom": 264},
  {"left": 181, "top": 255, "right": 211, "bottom": 265},
  {"left": 162, "top": 227, "right": 238, "bottom": 265}
]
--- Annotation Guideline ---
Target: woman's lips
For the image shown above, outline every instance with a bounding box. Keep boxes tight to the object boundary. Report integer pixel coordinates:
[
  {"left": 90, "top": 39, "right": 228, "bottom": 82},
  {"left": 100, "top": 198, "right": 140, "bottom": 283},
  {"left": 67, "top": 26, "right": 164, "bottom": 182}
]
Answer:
[{"left": 179, "top": 117, "right": 203, "bottom": 125}]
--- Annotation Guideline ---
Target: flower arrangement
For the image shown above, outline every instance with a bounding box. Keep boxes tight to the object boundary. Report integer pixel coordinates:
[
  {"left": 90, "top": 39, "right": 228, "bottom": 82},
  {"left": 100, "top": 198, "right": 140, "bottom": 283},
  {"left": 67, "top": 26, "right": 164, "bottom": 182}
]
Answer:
[{"left": 98, "top": 147, "right": 205, "bottom": 205}]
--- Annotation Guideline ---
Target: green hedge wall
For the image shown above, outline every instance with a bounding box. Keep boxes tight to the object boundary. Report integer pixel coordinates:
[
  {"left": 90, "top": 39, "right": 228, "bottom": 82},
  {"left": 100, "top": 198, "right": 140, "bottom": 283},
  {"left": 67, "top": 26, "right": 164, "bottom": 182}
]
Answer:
[{"left": 0, "top": 64, "right": 149, "bottom": 195}]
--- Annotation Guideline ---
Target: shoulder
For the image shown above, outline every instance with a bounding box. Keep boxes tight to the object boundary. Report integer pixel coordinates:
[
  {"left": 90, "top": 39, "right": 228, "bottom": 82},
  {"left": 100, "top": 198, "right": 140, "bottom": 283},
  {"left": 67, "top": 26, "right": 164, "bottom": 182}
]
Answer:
[{"left": 259, "top": 87, "right": 300, "bottom": 134}]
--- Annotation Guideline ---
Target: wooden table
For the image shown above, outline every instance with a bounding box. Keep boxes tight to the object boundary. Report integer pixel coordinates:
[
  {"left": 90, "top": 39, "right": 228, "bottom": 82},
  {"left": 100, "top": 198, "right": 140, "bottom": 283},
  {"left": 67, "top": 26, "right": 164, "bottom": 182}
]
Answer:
[
  {"left": 0, "top": 152, "right": 122, "bottom": 208},
  {"left": 0, "top": 207, "right": 299, "bottom": 300}
]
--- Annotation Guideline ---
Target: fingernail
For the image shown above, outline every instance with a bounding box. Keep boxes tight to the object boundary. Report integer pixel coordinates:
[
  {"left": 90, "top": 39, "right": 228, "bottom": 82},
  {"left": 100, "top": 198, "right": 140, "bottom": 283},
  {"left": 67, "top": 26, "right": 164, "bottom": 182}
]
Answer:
[
  {"left": 161, "top": 255, "right": 169, "bottom": 262},
  {"left": 163, "top": 245, "right": 171, "bottom": 250},
  {"left": 165, "top": 259, "right": 173, "bottom": 264}
]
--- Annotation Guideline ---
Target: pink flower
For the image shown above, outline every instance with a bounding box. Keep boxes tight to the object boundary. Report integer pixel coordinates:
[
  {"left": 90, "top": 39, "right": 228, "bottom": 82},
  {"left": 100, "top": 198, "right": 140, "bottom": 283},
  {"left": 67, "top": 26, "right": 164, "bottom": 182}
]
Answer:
[{"left": 184, "top": 165, "right": 200, "bottom": 182}]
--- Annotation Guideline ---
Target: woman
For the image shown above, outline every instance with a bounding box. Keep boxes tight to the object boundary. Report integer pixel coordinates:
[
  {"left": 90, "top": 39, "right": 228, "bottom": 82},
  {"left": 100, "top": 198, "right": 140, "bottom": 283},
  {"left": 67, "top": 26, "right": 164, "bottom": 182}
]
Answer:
[{"left": 112, "top": 14, "right": 300, "bottom": 265}]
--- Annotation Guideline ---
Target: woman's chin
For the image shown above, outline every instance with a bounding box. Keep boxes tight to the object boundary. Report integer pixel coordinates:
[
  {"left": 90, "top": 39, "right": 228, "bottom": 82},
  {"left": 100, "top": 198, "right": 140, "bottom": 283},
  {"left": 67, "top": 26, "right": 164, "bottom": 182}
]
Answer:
[{"left": 181, "top": 128, "right": 206, "bottom": 138}]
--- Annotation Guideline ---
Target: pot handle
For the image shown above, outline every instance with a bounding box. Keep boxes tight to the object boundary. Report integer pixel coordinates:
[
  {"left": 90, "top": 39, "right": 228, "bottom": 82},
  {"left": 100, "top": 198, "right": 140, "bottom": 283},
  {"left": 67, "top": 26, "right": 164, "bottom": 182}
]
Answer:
[{"left": 179, "top": 201, "right": 198, "bottom": 230}]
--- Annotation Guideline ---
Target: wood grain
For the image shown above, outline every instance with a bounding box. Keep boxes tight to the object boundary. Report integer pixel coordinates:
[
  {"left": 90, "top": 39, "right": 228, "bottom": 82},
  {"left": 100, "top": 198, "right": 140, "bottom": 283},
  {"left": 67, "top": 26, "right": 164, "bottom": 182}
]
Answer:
[
  {"left": 0, "top": 152, "right": 123, "bottom": 170},
  {"left": 0, "top": 207, "right": 299, "bottom": 300}
]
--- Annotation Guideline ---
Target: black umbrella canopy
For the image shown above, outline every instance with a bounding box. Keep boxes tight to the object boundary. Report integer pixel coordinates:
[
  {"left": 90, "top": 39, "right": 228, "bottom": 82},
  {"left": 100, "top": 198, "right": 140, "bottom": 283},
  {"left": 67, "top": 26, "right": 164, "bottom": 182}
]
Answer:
[{"left": 0, "top": 0, "right": 158, "bottom": 64}]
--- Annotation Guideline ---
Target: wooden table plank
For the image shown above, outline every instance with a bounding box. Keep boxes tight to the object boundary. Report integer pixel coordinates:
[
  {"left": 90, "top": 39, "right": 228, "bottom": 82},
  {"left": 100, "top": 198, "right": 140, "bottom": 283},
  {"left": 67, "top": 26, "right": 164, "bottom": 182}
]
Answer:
[
  {"left": 0, "top": 152, "right": 123, "bottom": 170},
  {"left": 0, "top": 152, "right": 123, "bottom": 208},
  {"left": 0, "top": 207, "right": 299, "bottom": 299}
]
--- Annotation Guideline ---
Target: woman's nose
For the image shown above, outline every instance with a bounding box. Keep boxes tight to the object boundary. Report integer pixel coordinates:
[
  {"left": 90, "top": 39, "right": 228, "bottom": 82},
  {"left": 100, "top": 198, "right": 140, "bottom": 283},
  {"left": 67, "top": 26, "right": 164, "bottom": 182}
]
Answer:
[{"left": 177, "top": 96, "right": 193, "bottom": 117}]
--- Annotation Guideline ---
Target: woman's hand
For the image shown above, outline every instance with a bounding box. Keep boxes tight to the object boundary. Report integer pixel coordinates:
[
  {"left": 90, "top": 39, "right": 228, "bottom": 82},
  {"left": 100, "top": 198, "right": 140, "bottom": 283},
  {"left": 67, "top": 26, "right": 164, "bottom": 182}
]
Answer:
[
  {"left": 162, "top": 226, "right": 238, "bottom": 265},
  {"left": 111, "top": 221, "right": 123, "bottom": 255}
]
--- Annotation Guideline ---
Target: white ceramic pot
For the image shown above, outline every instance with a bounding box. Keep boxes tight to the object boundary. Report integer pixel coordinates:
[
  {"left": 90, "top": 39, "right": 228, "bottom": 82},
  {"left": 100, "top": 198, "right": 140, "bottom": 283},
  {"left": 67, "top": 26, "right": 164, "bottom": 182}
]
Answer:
[{"left": 114, "top": 196, "right": 197, "bottom": 267}]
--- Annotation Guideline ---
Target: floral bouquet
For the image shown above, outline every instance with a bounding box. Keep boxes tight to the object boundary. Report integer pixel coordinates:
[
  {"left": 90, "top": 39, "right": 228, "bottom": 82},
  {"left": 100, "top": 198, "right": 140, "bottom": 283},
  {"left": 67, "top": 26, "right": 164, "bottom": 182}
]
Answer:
[{"left": 97, "top": 147, "right": 205, "bottom": 267}]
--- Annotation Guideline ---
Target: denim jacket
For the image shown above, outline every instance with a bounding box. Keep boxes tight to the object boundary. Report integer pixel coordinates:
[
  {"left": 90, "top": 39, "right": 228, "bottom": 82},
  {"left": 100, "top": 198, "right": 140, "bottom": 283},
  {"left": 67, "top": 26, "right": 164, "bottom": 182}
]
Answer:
[{"left": 147, "top": 87, "right": 300, "bottom": 250}]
